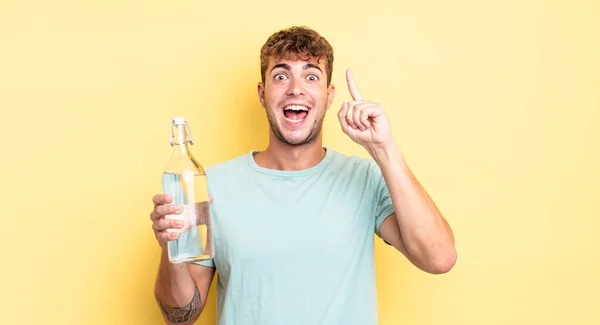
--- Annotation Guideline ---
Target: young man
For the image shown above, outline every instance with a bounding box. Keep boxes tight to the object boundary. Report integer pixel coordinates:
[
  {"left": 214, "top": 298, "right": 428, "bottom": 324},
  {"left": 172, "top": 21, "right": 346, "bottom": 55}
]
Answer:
[{"left": 150, "top": 26, "right": 456, "bottom": 325}]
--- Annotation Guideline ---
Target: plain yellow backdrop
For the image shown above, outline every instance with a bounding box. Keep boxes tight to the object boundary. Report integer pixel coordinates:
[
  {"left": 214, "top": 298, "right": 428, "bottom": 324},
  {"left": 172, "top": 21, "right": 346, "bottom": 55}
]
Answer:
[{"left": 1, "top": 0, "right": 599, "bottom": 324}]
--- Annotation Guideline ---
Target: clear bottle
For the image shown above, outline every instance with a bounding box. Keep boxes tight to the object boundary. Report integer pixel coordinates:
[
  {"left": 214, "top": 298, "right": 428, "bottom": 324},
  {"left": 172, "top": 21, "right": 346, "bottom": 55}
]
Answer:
[{"left": 162, "top": 117, "right": 213, "bottom": 263}]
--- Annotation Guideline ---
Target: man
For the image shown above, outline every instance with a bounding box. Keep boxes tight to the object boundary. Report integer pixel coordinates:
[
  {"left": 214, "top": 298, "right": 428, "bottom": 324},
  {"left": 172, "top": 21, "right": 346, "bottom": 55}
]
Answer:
[{"left": 150, "top": 26, "right": 456, "bottom": 325}]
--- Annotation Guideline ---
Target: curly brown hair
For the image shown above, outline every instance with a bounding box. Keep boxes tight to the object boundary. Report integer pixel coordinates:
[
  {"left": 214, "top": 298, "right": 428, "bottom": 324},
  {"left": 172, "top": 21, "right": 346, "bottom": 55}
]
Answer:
[{"left": 260, "top": 26, "right": 334, "bottom": 85}]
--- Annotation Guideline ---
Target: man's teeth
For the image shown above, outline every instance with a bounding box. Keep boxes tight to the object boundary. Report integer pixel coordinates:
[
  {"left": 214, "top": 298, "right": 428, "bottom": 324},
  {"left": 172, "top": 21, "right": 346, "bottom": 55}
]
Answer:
[{"left": 284, "top": 105, "right": 309, "bottom": 111}]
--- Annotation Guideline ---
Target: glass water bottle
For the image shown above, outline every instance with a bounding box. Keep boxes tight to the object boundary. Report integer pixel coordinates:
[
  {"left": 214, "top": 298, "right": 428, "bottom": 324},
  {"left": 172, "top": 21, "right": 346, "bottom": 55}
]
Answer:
[{"left": 162, "top": 117, "right": 213, "bottom": 263}]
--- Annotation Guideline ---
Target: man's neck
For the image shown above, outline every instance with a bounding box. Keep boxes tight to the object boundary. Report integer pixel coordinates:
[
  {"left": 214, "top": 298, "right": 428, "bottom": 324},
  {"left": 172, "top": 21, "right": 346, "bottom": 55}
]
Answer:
[{"left": 254, "top": 137, "right": 326, "bottom": 171}]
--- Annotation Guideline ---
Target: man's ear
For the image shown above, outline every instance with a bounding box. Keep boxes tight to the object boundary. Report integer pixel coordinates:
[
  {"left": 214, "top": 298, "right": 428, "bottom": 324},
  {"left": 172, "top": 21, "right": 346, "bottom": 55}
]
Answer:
[
  {"left": 327, "top": 84, "right": 336, "bottom": 109},
  {"left": 258, "top": 82, "right": 265, "bottom": 107}
]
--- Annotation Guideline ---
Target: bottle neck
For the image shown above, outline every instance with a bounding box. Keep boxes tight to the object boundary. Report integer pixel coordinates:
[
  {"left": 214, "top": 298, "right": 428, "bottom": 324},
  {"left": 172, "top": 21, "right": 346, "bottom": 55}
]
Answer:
[{"left": 170, "top": 124, "right": 193, "bottom": 156}]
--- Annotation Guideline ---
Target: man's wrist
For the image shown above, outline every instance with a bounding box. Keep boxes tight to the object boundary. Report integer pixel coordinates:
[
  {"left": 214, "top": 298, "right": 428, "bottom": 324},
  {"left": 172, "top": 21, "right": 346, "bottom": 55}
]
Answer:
[{"left": 368, "top": 141, "right": 402, "bottom": 166}]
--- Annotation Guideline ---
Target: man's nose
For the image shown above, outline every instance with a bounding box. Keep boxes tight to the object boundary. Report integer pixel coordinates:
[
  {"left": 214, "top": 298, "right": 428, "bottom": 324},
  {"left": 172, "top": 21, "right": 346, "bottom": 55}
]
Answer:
[{"left": 286, "top": 78, "right": 305, "bottom": 96}]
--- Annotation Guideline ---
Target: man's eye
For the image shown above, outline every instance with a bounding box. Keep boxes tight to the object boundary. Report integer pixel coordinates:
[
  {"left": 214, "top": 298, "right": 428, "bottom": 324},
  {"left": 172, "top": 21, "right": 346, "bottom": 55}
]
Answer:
[
  {"left": 307, "top": 75, "right": 318, "bottom": 81},
  {"left": 275, "top": 74, "right": 288, "bottom": 80}
]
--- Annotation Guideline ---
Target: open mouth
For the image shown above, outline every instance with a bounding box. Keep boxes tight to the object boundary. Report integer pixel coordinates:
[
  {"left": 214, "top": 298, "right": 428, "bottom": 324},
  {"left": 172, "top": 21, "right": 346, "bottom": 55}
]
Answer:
[{"left": 283, "top": 105, "right": 310, "bottom": 122}]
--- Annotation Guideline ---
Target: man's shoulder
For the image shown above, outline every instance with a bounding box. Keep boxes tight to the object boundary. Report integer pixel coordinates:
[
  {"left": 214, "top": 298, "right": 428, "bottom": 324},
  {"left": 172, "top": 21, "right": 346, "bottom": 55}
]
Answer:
[
  {"left": 327, "top": 148, "right": 377, "bottom": 173},
  {"left": 325, "top": 148, "right": 385, "bottom": 195},
  {"left": 206, "top": 151, "right": 250, "bottom": 176}
]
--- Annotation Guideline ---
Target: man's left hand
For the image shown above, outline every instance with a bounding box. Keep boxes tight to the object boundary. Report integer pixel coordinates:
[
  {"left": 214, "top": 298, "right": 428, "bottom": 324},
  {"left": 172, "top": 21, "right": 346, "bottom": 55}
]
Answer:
[{"left": 338, "top": 68, "right": 395, "bottom": 152}]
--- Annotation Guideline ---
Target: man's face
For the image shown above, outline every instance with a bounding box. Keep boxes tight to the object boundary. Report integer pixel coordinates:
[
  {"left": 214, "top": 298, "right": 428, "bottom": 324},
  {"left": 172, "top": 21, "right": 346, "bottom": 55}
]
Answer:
[{"left": 258, "top": 57, "right": 335, "bottom": 146}]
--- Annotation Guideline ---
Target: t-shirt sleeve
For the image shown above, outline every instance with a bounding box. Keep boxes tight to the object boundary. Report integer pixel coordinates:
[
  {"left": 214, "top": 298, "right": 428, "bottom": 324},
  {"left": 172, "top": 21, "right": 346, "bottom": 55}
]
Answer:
[
  {"left": 194, "top": 258, "right": 215, "bottom": 268},
  {"left": 370, "top": 160, "right": 396, "bottom": 238}
]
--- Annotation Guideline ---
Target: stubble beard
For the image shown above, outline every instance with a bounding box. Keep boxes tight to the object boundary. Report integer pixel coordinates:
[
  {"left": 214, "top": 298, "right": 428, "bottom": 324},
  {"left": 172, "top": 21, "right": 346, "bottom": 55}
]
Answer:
[{"left": 265, "top": 104, "right": 326, "bottom": 147}]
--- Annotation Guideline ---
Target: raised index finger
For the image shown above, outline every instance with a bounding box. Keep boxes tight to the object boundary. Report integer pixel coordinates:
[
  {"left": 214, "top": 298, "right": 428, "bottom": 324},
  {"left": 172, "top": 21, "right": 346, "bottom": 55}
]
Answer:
[{"left": 346, "top": 68, "right": 363, "bottom": 101}]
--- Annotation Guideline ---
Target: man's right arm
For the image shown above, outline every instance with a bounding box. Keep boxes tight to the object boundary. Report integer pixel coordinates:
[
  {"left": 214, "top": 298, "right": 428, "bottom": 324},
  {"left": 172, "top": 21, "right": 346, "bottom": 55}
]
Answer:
[
  {"left": 151, "top": 194, "right": 216, "bottom": 325},
  {"left": 154, "top": 251, "right": 215, "bottom": 325}
]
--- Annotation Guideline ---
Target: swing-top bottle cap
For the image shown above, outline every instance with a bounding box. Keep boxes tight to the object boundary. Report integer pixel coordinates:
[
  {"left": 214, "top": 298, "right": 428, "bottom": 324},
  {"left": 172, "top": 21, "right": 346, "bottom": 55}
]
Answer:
[{"left": 172, "top": 117, "right": 186, "bottom": 125}]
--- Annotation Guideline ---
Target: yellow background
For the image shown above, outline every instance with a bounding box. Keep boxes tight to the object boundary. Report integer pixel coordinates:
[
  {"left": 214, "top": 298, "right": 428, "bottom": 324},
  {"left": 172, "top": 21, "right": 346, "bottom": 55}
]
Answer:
[{"left": 1, "top": 0, "right": 598, "bottom": 324}]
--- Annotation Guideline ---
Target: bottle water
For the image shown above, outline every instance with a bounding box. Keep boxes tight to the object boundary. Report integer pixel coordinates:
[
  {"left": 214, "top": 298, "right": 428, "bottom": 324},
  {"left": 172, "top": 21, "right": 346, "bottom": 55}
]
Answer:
[{"left": 162, "top": 117, "right": 213, "bottom": 263}]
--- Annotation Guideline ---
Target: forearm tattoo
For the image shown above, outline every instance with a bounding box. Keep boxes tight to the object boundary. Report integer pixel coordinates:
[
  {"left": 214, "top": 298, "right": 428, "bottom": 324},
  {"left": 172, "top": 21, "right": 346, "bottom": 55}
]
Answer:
[{"left": 156, "top": 283, "right": 201, "bottom": 323}]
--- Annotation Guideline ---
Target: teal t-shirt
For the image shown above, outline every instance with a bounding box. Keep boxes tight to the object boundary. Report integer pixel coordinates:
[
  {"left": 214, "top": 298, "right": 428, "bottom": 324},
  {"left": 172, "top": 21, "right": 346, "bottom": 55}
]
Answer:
[{"left": 195, "top": 147, "right": 395, "bottom": 325}]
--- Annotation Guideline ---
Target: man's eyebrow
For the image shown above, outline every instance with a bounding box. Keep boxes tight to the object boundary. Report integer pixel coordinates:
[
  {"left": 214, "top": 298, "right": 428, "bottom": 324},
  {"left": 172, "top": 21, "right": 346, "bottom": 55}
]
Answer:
[
  {"left": 304, "top": 63, "right": 322, "bottom": 73},
  {"left": 270, "top": 63, "right": 291, "bottom": 73},
  {"left": 269, "top": 63, "right": 323, "bottom": 73}
]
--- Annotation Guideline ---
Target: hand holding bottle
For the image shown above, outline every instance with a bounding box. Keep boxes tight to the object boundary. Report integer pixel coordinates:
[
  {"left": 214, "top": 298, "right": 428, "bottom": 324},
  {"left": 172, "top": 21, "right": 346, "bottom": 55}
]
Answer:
[
  {"left": 150, "top": 194, "right": 214, "bottom": 248},
  {"left": 150, "top": 194, "right": 183, "bottom": 247}
]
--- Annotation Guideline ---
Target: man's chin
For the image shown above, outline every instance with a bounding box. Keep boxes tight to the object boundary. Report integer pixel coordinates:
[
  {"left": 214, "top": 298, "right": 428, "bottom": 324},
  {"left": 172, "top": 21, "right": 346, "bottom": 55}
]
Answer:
[
  {"left": 278, "top": 132, "right": 316, "bottom": 146},
  {"left": 268, "top": 118, "right": 322, "bottom": 146},
  {"left": 282, "top": 136, "right": 313, "bottom": 146}
]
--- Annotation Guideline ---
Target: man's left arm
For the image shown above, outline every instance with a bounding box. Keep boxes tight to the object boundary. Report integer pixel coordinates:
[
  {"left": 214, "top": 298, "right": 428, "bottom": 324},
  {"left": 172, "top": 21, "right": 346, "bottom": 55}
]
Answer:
[
  {"left": 370, "top": 143, "right": 456, "bottom": 274},
  {"left": 338, "top": 69, "right": 457, "bottom": 274}
]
